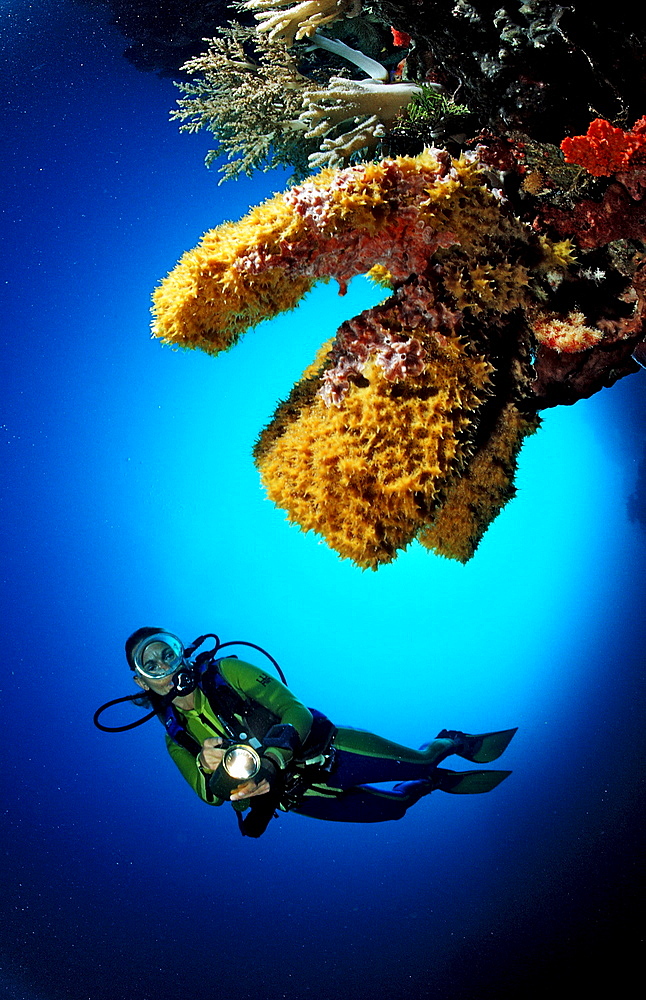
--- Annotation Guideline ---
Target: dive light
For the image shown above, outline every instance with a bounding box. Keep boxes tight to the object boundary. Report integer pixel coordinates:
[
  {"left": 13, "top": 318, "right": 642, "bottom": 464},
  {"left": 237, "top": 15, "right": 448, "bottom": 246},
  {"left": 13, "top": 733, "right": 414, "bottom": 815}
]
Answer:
[{"left": 208, "top": 743, "right": 263, "bottom": 800}]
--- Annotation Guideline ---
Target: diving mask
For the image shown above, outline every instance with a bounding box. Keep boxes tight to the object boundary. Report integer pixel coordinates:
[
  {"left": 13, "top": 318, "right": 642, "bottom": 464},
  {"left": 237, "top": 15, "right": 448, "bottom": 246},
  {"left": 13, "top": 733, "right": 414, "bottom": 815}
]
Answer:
[{"left": 132, "top": 631, "right": 186, "bottom": 681}]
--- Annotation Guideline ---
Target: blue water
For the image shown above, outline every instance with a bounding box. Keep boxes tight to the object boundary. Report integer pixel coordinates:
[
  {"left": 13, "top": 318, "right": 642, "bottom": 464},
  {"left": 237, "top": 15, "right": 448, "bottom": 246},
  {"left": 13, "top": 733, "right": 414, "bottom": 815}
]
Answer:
[{"left": 2, "top": 3, "right": 645, "bottom": 998}]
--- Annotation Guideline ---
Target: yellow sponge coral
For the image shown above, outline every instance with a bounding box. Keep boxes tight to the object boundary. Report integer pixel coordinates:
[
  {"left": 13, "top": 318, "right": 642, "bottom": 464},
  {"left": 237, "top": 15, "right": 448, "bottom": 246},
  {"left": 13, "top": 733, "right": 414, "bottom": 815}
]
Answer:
[
  {"left": 151, "top": 151, "right": 552, "bottom": 352},
  {"left": 418, "top": 403, "right": 541, "bottom": 563},
  {"left": 254, "top": 326, "right": 493, "bottom": 568},
  {"left": 151, "top": 152, "right": 571, "bottom": 566}
]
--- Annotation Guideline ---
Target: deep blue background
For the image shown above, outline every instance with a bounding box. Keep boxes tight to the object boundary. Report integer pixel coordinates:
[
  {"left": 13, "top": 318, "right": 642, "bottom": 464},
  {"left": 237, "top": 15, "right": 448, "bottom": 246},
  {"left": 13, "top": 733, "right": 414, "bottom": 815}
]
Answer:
[{"left": 2, "top": 3, "right": 645, "bottom": 998}]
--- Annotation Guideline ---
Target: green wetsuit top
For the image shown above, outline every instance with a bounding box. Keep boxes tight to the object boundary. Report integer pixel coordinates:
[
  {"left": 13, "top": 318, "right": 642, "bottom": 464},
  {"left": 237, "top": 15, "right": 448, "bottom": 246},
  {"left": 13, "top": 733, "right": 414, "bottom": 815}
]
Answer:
[{"left": 165, "top": 657, "right": 314, "bottom": 806}]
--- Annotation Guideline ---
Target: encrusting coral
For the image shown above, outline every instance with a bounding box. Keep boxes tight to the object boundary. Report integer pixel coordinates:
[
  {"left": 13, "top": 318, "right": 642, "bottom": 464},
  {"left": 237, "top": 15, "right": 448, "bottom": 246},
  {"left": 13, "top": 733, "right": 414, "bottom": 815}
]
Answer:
[
  {"left": 474, "top": 123, "right": 646, "bottom": 407},
  {"left": 151, "top": 150, "right": 608, "bottom": 567},
  {"left": 560, "top": 118, "right": 646, "bottom": 178}
]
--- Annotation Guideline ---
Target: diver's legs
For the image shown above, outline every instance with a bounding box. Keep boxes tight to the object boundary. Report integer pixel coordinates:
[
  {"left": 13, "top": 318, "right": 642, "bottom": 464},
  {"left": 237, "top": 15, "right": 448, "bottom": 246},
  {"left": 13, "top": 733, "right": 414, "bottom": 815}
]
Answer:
[
  {"left": 332, "top": 726, "right": 458, "bottom": 784},
  {"left": 325, "top": 744, "right": 445, "bottom": 788},
  {"left": 293, "top": 769, "right": 513, "bottom": 823},
  {"left": 293, "top": 785, "right": 413, "bottom": 823},
  {"left": 434, "top": 728, "right": 518, "bottom": 763},
  {"left": 393, "top": 768, "right": 513, "bottom": 798}
]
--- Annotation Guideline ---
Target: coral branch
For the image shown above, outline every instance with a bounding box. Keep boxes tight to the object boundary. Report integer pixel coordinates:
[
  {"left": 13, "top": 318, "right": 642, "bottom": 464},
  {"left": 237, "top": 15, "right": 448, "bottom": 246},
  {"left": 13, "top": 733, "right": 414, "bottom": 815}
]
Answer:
[
  {"left": 299, "top": 77, "right": 422, "bottom": 145},
  {"left": 242, "top": 0, "right": 361, "bottom": 44},
  {"left": 309, "top": 30, "right": 389, "bottom": 82},
  {"left": 418, "top": 403, "right": 541, "bottom": 563}
]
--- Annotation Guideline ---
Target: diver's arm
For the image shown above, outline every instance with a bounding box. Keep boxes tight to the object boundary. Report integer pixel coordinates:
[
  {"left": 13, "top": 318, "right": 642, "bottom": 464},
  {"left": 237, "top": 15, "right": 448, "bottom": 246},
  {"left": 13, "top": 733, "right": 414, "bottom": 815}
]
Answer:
[
  {"left": 219, "top": 657, "right": 314, "bottom": 768},
  {"left": 165, "top": 735, "right": 225, "bottom": 805}
]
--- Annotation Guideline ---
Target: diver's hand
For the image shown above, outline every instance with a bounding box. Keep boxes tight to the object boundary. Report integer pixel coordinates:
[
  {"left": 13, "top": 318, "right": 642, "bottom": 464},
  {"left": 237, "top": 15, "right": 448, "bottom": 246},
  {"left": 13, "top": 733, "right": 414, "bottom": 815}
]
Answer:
[
  {"left": 230, "top": 758, "right": 277, "bottom": 801},
  {"left": 199, "top": 738, "right": 225, "bottom": 772},
  {"left": 230, "top": 777, "right": 272, "bottom": 801}
]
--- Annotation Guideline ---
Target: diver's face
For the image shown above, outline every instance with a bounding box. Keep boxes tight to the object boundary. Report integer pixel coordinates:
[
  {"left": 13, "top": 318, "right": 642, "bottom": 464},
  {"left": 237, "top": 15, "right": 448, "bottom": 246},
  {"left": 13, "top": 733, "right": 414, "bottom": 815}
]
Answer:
[
  {"left": 134, "top": 670, "right": 176, "bottom": 696},
  {"left": 134, "top": 640, "right": 180, "bottom": 695}
]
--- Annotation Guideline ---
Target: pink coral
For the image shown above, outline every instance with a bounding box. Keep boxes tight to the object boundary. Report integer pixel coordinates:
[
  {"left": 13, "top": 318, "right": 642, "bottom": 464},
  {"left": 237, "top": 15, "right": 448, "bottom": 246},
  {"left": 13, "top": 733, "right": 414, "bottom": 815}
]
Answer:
[
  {"left": 262, "top": 157, "right": 461, "bottom": 293},
  {"left": 532, "top": 311, "right": 603, "bottom": 353},
  {"left": 319, "top": 277, "right": 464, "bottom": 405},
  {"left": 536, "top": 183, "right": 646, "bottom": 249}
]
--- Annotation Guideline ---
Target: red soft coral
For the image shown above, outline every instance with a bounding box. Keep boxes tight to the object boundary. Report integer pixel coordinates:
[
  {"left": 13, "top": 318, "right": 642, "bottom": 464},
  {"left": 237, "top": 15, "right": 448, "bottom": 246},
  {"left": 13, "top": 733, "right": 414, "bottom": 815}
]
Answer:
[
  {"left": 561, "top": 118, "right": 646, "bottom": 177},
  {"left": 391, "top": 28, "right": 412, "bottom": 47}
]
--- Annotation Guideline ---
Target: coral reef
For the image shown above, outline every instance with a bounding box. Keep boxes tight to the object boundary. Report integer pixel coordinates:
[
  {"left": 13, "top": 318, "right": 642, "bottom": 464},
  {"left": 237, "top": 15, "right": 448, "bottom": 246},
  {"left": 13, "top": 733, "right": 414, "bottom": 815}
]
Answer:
[
  {"left": 94, "top": 0, "right": 646, "bottom": 557},
  {"left": 152, "top": 151, "right": 602, "bottom": 566},
  {"left": 470, "top": 126, "right": 646, "bottom": 407},
  {"left": 171, "top": 17, "right": 422, "bottom": 177},
  {"left": 242, "top": 0, "right": 362, "bottom": 44},
  {"left": 363, "top": 2, "right": 645, "bottom": 143}
]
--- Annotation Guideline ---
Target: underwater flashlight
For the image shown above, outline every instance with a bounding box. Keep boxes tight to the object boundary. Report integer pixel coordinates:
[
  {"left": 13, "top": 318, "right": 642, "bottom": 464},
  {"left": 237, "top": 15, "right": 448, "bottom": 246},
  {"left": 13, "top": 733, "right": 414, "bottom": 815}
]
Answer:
[
  {"left": 223, "top": 744, "right": 262, "bottom": 781},
  {"left": 208, "top": 743, "right": 262, "bottom": 800}
]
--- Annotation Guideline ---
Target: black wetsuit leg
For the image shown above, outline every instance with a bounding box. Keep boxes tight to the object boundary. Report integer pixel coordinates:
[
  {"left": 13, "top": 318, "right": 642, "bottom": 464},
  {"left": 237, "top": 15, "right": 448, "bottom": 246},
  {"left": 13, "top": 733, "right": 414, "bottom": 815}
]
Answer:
[
  {"left": 293, "top": 784, "right": 414, "bottom": 823},
  {"left": 292, "top": 746, "right": 437, "bottom": 823}
]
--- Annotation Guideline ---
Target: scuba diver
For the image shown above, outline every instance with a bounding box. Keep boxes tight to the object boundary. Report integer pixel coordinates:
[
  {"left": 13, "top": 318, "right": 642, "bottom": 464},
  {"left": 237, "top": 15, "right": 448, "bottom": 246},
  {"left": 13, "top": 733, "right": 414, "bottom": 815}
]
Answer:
[{"left": 96, "top": 627, "right": 517, "bottom": 838}]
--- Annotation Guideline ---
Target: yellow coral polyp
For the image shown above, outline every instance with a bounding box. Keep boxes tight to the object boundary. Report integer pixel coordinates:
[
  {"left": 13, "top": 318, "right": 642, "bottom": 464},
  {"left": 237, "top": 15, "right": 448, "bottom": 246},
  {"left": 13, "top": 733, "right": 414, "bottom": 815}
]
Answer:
[
  {"left": 255, "top": 340, "right": 493, "bottom": 569},
  {"left": 419, "top": 403, "right": 541, "bottom": 562}
]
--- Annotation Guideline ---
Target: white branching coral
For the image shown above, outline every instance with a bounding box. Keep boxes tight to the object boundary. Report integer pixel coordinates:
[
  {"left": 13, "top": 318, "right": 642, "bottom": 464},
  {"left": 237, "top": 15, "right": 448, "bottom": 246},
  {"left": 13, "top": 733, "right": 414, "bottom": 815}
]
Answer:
[
  {"left": 308, "top": 116, "right": 383, "bottom": 168},
  {"left": 242, "top": 0, "right": 362, "bottom": 45},
  {"left": 301, "top": 78, "right": 423, "bottom": 165},
  {"left": 172, "top": 20, "right": 423, "bottom": 178}
]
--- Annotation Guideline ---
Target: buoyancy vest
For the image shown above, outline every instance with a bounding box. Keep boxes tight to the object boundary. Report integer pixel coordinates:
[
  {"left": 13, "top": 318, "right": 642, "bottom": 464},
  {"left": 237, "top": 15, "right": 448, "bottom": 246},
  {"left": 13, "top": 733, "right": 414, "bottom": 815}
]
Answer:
[
  {"left": 155, "top": 659, "right": 337, "bottom": 837},
  {"left": 155, "top": 658, "right": 336, "bottom": 770}
]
